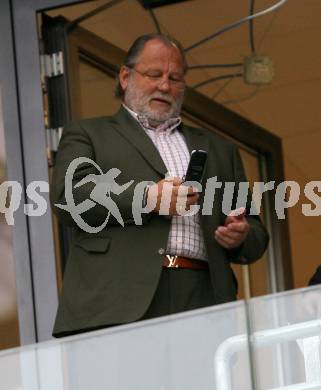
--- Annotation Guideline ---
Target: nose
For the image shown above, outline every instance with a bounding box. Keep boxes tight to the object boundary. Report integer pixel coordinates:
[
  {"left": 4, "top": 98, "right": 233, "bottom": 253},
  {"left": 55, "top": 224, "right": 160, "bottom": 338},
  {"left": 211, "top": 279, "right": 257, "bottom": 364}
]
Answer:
[{"left": 157, "top": 76, "right": 170, "bottom": 92}]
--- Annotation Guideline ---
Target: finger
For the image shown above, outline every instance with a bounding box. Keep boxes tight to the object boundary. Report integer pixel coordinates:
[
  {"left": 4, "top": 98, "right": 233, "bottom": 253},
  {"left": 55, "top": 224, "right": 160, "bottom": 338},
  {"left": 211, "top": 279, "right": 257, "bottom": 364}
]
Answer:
[
  {"left": 228, "top": 207, "right": 246, "bottom": 218},
  {"left": 216, "top": 228, "right": 244, "bottom": 246},
  {"left": 225, "top": 214, "right": 243, "bottom": 225},
  {"left": 214, "top": 231, "right": 235, "bottom": 249},
  {"left": 174, "top": 194, "right": 200, "bottom": 214},
  {"left": 173, "top": 184, "right": 198, "bottom": 196},
  {"left": 225, "top": 207, "right": 247, "bottom": 225},
  {"left": 172, "top": 185, "right": 189, "bottom": 198},
  {"left": 183, "top": 184, "right": 201, "bottom": 194},
  {"left": 174, "top": 190, "right": 199, "bottom": 203},
  {"left": 216, "top": 226, "right": 243, "bottom": 241},
  {"left": 169, "top": 177, "right": 183, "bottom": 186},
  {"left": 215, "top": 228, "right": 237, "bottom": 246},
  {"left": 185, "top": 194, "right": 199, "bottom": 205},
  {"left": 225, "top": 222, "right": 249, "bottom": 233},
  {"left": 187, "top": 186, "right": 200, "bottom": 195},
  {"left": 174, "top": 196, "right": 199, "bottom": 215}
]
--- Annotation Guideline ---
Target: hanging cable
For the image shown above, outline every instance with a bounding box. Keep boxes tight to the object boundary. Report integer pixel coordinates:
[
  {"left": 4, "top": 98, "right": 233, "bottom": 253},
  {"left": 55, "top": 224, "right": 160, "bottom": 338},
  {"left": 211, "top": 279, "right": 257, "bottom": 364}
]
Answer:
[
  {"left": 67, "top": 0, "right": 125, "bottom": 30},
  {"left": 249, "top": 0, "right": 256, "bottom": 53},
  {"left": 192, "top": 73, "right": 243, "bottom": 90},
  {"left": 184, "top": 0, "right": 288, "bottom": 52},
  {"left": 257, "top": 7, "right": 278, "bottom": 51},
  {"left": 148, "top": 8, "right": 162, "bottom": 33},
  {"left": 211, "top": 76, "right": 235, "bottom": 100},
  {"left": 188, "top": 63, "right": 243, "bottom": 70}
]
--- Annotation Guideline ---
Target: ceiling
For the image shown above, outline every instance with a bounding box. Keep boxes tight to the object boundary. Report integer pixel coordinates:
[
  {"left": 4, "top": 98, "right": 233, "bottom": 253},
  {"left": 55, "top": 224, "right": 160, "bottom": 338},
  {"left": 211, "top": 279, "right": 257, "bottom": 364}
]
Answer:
[{"left": 47, "top": 0, "right": 321, "bottom": 285}]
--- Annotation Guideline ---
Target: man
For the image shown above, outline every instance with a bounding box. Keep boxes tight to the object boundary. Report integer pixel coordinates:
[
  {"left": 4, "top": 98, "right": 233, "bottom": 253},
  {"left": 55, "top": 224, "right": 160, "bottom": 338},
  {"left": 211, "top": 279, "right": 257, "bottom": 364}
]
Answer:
[{"left": 51, "top": 33, "right": 269, "bottom": 337}]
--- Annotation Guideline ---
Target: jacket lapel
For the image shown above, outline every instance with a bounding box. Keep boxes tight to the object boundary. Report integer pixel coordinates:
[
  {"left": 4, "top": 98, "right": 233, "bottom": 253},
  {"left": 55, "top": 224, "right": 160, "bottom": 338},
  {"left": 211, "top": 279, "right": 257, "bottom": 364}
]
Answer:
[{"left": 110, "top": 107, "right": 167, "bottom": 177}]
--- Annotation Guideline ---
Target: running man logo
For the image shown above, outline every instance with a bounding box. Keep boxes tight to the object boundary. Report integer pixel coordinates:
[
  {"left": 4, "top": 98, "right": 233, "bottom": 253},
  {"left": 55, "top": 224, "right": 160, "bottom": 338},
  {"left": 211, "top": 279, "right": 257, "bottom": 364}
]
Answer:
[{"left": 55, "top": 157, "right": 134, "bottom": 233}]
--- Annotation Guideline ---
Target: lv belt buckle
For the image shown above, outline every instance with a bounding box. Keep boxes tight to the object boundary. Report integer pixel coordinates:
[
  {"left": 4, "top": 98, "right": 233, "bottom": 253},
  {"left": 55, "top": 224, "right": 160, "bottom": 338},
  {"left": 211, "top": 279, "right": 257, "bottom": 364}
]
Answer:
[{"left": 166, "top": 255, "right": 179, "bottom": 268}]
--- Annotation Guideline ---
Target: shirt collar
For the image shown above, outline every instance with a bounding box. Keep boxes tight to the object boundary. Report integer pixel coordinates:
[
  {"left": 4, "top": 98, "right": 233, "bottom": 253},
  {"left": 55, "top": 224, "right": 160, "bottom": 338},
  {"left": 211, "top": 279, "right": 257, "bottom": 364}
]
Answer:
[{"left": 123, "top": 104, "right": 181, "bottom": 134}]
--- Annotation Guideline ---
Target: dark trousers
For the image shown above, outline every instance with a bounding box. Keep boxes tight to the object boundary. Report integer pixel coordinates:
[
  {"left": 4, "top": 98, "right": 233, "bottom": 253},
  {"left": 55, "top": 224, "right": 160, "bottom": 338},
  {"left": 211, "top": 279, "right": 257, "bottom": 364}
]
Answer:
[
  {"left": 56, "top": 268, "right": 216, "bottom": 338},
  {"left": 141, "top": 267, "right": 216, "bottom": 320}
]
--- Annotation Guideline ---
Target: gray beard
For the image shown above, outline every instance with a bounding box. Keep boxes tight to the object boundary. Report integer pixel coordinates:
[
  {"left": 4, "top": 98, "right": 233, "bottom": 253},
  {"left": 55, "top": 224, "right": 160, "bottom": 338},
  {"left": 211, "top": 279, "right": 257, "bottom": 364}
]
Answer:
[{"left": 124, "top": 78, "right": 184, "bottom": 126}]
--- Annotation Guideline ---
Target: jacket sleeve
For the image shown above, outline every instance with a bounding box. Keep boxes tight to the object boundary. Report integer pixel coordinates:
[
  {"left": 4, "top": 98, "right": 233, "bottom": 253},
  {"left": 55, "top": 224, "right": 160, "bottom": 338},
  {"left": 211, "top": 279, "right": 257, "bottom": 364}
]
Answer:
[
  {"left": 308, "top": 265, "right": 321, "bottom": 286},
  {"left": 226, "top": 146, "right": 269, "bottom": 264}
]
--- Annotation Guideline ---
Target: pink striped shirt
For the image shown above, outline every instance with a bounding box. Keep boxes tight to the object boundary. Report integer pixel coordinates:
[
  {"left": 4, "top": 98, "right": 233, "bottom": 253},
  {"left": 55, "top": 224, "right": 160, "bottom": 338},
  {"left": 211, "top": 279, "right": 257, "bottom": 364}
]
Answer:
[{"left": 124, "top": 105, "right": 208, "bottom": 261}]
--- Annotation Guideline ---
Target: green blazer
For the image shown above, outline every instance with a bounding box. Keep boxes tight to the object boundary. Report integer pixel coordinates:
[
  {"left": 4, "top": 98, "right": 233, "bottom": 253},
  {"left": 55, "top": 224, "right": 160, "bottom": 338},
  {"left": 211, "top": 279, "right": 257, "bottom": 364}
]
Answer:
[{"left": 51, "top": 106, "right": 268, "bottom": 337}]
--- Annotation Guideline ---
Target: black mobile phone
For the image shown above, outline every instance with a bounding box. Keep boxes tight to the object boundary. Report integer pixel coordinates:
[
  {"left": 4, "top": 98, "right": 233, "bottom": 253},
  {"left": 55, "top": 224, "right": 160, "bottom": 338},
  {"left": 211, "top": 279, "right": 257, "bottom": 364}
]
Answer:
[{"left": 183, "top": 150, "right": 208, "bottom": 183}]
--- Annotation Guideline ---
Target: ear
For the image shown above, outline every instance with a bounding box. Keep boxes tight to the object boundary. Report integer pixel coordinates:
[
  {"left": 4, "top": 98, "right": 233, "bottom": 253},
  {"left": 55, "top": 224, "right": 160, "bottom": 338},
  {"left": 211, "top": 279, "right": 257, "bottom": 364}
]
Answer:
[{"left": 119, "top": 66, "right": 130, "bottom": 93}]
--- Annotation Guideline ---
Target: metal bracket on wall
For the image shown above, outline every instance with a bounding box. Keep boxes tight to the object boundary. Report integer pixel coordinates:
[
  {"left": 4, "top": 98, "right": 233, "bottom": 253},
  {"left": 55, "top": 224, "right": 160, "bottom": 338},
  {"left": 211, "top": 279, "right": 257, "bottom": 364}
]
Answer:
[
  {"left": 40, "top": 52, "right": 64, "bottom": 78},
  {"left": 45, "top": 127, "right": 63, "bottom": 152}
]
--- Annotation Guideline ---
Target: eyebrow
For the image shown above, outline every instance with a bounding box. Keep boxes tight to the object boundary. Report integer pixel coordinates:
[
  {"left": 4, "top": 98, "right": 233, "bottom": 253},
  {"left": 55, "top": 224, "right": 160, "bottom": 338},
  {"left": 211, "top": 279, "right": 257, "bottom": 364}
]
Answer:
[{"left": 140, "top": 68, "right": 184, "bottom": 76}]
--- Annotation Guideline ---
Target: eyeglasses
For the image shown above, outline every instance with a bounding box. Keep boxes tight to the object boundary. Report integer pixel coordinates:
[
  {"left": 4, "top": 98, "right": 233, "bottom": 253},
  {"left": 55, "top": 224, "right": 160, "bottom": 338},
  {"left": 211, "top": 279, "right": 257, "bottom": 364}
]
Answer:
[{"left": 128, "top": 67, "right": 185, "bottom": 89}]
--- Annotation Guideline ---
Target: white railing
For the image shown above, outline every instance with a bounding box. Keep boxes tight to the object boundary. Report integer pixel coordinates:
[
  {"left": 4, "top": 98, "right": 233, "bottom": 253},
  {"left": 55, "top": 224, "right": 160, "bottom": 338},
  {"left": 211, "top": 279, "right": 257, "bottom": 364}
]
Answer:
[{"left": 214, "top": 319, "right": 321, "bottom": 390}]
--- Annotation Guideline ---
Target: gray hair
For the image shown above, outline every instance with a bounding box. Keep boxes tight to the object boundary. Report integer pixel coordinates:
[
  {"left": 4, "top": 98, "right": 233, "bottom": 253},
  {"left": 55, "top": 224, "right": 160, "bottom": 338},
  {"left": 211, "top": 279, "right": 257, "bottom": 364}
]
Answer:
[{"left": 115, "top": 33, "right": 187, "bottom": 99}]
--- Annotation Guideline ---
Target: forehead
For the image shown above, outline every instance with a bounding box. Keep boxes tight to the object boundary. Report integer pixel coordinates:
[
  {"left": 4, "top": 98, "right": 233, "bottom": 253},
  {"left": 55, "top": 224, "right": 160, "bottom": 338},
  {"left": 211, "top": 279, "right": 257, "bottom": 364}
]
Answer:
[{"left": 136, "top": 39, "right": 184, "bottom": 71}]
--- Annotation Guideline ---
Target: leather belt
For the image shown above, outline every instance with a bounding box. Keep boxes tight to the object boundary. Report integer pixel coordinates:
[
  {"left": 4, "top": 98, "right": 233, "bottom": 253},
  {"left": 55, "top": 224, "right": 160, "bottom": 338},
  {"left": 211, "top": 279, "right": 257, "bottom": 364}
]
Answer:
[{"left": 163, "top": 255, "right": 209, "bottom": 270}]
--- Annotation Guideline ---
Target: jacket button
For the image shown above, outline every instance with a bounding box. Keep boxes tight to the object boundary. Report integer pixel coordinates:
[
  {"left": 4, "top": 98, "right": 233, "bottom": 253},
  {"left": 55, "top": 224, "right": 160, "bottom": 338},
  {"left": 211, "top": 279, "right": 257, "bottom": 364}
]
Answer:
[{"left": 158, "top": 248, "right": 165, "bottom": 255}]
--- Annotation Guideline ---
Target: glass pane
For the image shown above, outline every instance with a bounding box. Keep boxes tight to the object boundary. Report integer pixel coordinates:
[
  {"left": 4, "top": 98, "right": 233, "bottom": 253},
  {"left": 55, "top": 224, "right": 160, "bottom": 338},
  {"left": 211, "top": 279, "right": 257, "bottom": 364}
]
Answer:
[
  {"left": 249, "top": 285, "right": 321, "bottom": 389},
  {"left": 0, "top": 89, "right": 20, "bottom": 349},
  {"left": 2, "top": 284, "right": 320, "bottom": 389},
  {"left": 0, "top": 302, "right": 252, "bottom": 390},
  {"left": 238, "top": 148, "right": 270, "bottom": 299}
]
